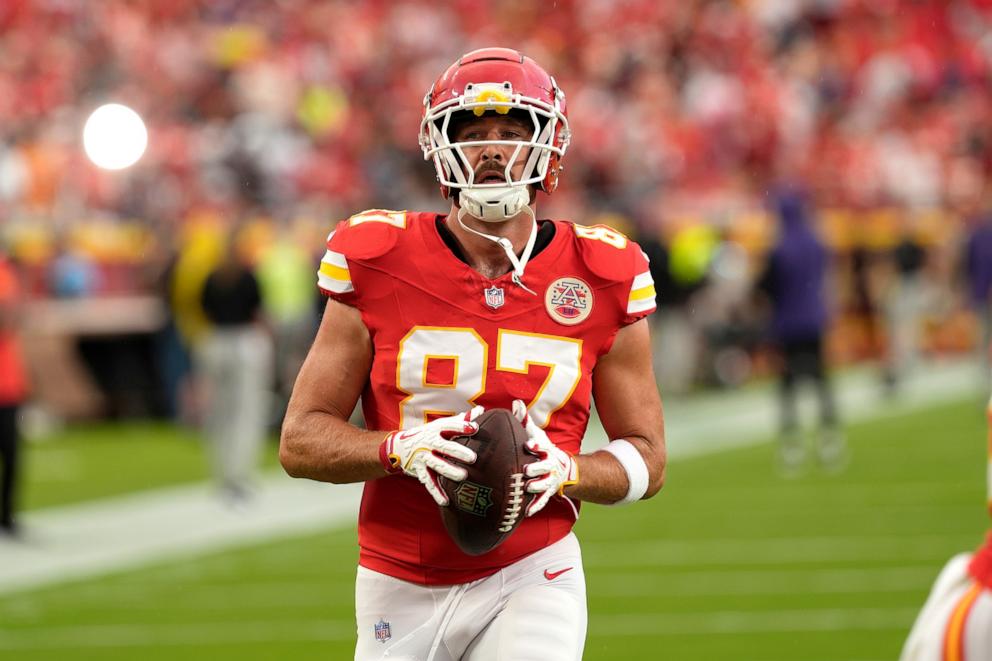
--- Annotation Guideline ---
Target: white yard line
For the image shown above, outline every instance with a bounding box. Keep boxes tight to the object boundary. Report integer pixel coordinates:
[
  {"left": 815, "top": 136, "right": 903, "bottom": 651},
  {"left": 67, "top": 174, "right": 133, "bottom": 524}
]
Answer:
[
  {"left": 589, "top": 606, "right": 920, "bottom": 636},
  {"left": 0, "top": 479, "right": 363, "bottom": 595},
  {"left": 0, "top": 359, "right": 981, "bottom": 596},
  {"left": 0, "top": 606, "right": 917, "bottom": 650},
  {"left": 580, "top": 532, "right": 979, "bottom": 567}
]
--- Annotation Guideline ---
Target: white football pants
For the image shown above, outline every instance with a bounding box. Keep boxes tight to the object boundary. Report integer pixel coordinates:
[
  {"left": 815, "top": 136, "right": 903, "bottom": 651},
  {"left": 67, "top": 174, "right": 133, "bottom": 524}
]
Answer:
[
  {"left": 354, "top": 532, "right": 586, "bottom": 661},
  {"left": 900, "top": 553, "right": 992, "bottom": 661}
]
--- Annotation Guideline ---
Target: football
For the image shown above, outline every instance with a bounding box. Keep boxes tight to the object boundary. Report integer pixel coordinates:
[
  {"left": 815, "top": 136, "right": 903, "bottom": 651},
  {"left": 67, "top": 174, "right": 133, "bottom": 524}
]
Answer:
[{"left": 437, "top": 408, "right": 538, "bottom": 556}]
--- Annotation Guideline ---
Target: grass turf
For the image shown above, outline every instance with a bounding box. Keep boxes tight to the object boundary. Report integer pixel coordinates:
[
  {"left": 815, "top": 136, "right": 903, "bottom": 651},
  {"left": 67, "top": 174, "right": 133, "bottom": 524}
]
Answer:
[
  {"left": 21, "top": 423, "right": 281, "bottom": 511},
  {"left": 2, "top": 396, "right": 988, "bottom": 660}
]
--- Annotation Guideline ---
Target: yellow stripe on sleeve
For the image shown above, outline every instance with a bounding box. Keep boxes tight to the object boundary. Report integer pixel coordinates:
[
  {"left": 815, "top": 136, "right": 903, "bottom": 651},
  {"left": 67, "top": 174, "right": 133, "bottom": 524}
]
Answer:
[
  {"left": 629, "top": 284, "right": 656, "bottom": 302},
  {"left": 319, "top": 261, "right": 351, "bottom": 282}
]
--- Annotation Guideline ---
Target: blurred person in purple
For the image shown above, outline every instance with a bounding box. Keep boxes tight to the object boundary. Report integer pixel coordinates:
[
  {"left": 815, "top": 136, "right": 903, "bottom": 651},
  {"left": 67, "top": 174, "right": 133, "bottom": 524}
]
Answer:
[
  {"left": 964, "top": 209, "right": 992, "bottom": 382},
  {"left": 198, "top": 236, "right": 272, "bottom": 506},
  {"left": 0, "top": 250, "right": 27, "bottom": 537},
  {"left": 757, "top": 185, "right": 844, "bottom": 474}
]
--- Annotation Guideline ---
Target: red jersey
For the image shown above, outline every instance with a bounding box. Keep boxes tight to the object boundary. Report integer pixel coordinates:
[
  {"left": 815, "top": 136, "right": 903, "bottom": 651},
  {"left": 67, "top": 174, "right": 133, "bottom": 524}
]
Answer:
[
  {"left": 318, "top": 210, "right": 656, "bottom": 585},
  {"left": 0, "top": 257, "right": 27, "bottom": 405}
]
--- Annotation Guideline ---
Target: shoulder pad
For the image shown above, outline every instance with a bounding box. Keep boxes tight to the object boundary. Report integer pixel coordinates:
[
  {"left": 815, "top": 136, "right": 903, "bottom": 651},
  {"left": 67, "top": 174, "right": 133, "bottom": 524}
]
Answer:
[
  {"left": 326, "top": 209, "right": 409, "bottom": 260},
  {"left": 571, "top": 223, "right": 643, "bottom": 281}
]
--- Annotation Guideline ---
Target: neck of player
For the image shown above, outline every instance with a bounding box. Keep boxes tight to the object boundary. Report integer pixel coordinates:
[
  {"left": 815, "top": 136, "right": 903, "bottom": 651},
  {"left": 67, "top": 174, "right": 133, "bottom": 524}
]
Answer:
[{"left": 446, "top": 205, "right": 536, "bottom": 281}]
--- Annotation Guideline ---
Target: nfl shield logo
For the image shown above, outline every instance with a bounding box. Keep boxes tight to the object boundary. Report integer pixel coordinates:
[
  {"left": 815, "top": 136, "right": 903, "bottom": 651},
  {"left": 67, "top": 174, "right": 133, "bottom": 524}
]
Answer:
[
  {"left": 484, "top": 285, "right": 505, "bottom": 309},
  {"left": 374, "top": 619, "right": 391, "bottom": 643}
]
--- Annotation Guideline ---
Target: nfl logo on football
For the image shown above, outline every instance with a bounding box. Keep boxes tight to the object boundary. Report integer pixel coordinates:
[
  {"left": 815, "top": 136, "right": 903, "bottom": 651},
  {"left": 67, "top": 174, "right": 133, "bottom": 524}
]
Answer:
[
  {"left": 484, "top": 285, "right": 505, "bottom": 309},
  {"left": 374, "top": 619, "right": 391, "bottom": 643}
]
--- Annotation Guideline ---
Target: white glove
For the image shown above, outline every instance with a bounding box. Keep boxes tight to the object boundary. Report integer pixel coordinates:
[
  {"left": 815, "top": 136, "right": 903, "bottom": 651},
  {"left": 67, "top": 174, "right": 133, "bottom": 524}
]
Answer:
[
  {"left": 512, "top": 400, "right": 579, "bottom": 517},
  {"left": 380, "top": 406, "right": 483, "bottom": 506}
]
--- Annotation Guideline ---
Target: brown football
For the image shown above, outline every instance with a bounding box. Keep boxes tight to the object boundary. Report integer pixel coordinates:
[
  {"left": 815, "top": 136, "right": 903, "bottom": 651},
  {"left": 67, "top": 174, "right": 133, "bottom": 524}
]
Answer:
[{"left": 437, "top": 408, "right": 539, "bottom": 556}]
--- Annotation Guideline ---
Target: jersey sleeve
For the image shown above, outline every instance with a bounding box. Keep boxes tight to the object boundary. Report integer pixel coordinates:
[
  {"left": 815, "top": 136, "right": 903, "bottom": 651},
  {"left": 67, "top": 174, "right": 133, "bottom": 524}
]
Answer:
[
  {"left": 317, "top": 222, "right": 357, "bottom": 306},
  {"left": 623, "top": 248, "right": 657, "bottom": 325},
  {"left": 572, "top": 223, "right": 657, "bottom": 326},
  {"left": 316, "top": 210, "right": 406, "bottom": 307}
]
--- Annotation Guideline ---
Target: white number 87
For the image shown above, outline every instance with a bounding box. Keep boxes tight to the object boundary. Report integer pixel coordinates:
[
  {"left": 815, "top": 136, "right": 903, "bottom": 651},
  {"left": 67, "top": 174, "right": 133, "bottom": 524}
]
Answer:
[{"left": 396, "top": 327, "right": 583, "bottom": 430}]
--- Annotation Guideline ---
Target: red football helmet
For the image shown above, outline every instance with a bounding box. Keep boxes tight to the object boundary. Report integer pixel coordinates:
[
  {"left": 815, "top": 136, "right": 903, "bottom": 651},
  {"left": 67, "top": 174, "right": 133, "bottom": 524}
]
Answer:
[{"left": 420, "top": 48, "right": 570, "bottom": 201}]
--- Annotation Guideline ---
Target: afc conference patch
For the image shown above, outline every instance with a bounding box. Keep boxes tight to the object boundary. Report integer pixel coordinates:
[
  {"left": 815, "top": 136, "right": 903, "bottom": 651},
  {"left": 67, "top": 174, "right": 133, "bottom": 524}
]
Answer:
[
  {"left": 374, "top": 619, "right": 391, "bottom": 643},
  {"left": 545, "top": 276, "right": 593, "bottom": 325}
]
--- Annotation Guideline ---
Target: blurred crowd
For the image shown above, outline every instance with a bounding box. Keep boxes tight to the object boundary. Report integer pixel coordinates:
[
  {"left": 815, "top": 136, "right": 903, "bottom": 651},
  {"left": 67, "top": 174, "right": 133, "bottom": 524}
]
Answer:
[
  {"left": 3, "top": 0, "right": 992, "bottom": 238},
  {"left": 2, "top": 0, "right": 992, "bottom": 414}
]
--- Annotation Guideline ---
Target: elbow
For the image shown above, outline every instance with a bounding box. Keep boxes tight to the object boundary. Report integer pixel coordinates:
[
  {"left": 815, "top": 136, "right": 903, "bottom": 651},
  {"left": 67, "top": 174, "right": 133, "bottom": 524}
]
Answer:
[
  {"left": 278, "top": 419, "right": 308, "bottom": 479},
  {"left": 644, "top": 463, "right": 665, "bottom": 499},
  {"left": 278, "top": 444, "right": 303, "bottom": 478},
  {"left": 642, "top": 443, "right": 667, "bottom": 500}
]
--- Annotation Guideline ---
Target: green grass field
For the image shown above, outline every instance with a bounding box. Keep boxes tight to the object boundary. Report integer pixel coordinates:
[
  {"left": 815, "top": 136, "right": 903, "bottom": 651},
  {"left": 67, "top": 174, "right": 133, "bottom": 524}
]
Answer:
[
  {"left": 21, "top": 422, "right": 281, "bottom": 510},
  {"left": 2, "top": 397, "right": 989, "bottom": 660}
]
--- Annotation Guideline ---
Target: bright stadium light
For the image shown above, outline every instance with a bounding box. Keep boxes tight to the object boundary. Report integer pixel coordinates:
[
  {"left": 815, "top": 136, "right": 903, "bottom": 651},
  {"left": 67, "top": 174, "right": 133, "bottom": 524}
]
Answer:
[{"left": 82, "top": 103, "right": 148, "bottom": 170}]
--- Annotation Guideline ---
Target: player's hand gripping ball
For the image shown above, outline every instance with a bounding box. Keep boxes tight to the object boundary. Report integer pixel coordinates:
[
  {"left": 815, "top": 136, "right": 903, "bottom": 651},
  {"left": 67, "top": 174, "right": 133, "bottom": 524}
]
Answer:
[{"left": 437, "top": 408, "right": 539, "bottom": 556}]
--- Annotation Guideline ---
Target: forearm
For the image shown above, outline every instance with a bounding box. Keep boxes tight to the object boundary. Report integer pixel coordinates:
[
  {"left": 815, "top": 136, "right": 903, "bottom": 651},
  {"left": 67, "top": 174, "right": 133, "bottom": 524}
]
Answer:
[
  {"left": 279, "top": 409, "right": 389, "bottom": 484},
  {"left": 562, "top": 450, "right": 627, "bottom": 504},
  {"left": 563, "top": 436, "right": 666, "bottom": 504}
]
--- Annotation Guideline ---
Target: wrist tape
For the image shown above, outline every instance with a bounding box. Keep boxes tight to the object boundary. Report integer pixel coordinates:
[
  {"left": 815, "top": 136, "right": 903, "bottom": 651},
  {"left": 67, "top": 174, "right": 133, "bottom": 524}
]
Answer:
[{"left": 602, "top": 438, "right": 649, "bottom": 505}]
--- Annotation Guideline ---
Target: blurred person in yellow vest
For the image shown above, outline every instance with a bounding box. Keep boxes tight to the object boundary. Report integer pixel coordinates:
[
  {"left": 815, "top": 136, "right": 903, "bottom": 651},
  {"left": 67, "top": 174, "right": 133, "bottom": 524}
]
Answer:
[
  {"left": 652, "top": 220, "right": 717, "bottom": 395},
  {"left": 256, "top": 230, "right": 319, "bottom": 425},
  {"left": 0, "top": 250, "right": 28, "bottom": 538},
  {"left": 167, "top": 213, "right": 224, "bottom": 424}
]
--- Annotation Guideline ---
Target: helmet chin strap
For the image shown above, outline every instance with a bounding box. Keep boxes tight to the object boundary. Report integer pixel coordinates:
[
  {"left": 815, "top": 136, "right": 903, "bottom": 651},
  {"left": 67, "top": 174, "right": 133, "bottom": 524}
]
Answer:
[{"left": 456, "top": 199, "right": 538, "bottom": 295}]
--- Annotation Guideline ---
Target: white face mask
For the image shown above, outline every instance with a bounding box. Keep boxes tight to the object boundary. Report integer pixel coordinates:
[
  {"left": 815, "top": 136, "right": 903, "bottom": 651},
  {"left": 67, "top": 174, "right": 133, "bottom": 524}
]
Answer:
[
  {"left": 421, "top": 80, "right": 570, "bottom": 224},
  {"left": 457, "top": 185, "right": 530, "bottom": 224}
]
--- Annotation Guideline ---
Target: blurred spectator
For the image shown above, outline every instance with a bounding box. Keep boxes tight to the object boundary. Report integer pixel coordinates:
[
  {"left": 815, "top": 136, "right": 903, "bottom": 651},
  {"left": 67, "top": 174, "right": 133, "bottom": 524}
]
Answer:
[
  {"left": 849, "top": 237, "right": 884, "bottom": 362},
  {"left": 255, "top": 230, "right": 319, "bottom": 425},
  {"left": 652, "top": 222, "right": 716, "bottom": 394},
  {"left": 0, "top": 250, "right": 27, "bottom": 537},
  {"left": 198, "top": 236, "right": 272, "bottom": 505},
  {"left": 694, "top": 226, "right": 758, "bottom": 388},
  {"left": 964, "top": 209, "right": 992, "bottom": 379},
  {"left": 757, "top": 186, "right": 844, "bottom": 474},
  {"left": 151, "top": 240, "right": 190, "bottom": 421},
  {"left": 1, "top": 0, "right": 992, "bottom": 411},
  {"left": 881, "top": 222, "right": 929, "bottom": 394},
  {"left": 49, "top": 237, "right": 99, "bottom": 298},
  {"left": 2, "top": 1, "right": 991, "bottom": 245}
]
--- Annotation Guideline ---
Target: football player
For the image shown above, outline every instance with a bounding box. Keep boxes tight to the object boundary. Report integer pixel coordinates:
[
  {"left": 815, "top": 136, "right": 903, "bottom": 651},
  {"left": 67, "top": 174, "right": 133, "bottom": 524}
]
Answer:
[
  {"left": 899, "top": 396, "right": 992, "bottom": 660},
  {"left": 280, "top": 48, "right": 666, "bottom": 660}
]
